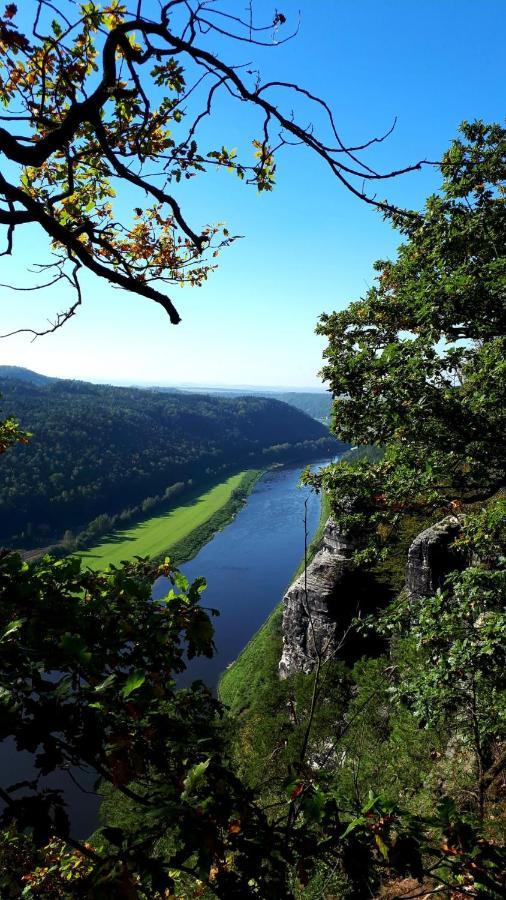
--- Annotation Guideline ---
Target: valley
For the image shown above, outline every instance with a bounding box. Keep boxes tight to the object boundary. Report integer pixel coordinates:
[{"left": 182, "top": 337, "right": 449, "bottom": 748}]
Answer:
[
  {"left": 0, "top": 369, "right": 343, "bottom": 551},
  {"left": 77, "top": 469, "right": 259, "bottom": 570}
]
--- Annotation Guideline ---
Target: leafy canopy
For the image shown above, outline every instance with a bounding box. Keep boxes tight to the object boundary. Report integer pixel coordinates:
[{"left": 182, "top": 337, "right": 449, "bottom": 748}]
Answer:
[
  {"left": 0, "top": 551, "right": 296, "bottom": 897},
  {"left": 2, "top": 551, "right": 504, "bottom": 898},
  {"left": 307, "top": 121, "right": 506, "bottom": 561},
  {"left": 0, "top": 411, "right": 29, "bottom": 454}
]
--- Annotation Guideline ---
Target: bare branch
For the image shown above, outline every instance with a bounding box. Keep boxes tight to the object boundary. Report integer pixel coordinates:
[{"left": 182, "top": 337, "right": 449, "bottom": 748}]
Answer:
[{"left": 0, "top": 0, "right": 435, "bottom": 335}]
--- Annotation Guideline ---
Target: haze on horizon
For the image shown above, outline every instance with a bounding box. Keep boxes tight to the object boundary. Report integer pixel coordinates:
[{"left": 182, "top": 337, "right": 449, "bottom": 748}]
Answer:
[{"left": 1, "top": 0, "right": 505, "bottom": 388}]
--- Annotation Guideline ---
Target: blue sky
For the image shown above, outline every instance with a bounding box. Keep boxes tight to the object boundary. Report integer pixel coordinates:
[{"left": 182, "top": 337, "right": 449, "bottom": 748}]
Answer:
[{"left": 1, "top": 0, "right": 505, "bottom": 387}]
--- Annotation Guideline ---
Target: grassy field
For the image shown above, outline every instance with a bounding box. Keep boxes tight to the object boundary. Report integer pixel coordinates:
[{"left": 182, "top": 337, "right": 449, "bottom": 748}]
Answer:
[{"left": 78, "top": 470, "right": 259, "bottom": 570}]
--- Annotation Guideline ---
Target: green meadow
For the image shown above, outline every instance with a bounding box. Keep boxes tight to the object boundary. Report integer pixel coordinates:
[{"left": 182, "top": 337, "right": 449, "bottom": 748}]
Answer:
[{"left": 78, "top": 470, "right": 259, "bottom": 570}]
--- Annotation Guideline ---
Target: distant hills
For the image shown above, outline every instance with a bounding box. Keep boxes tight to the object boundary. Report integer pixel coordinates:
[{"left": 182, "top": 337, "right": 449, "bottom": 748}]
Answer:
[
  {"left": 0, "top": 365, "right": 57, "bottom": 386},
  {"left": 0, "top": 367, "right": 332, "bottom": 423},
  {"left": 0, "top": 370, "right": 344, "bottom": 549},
  {"left": 261, "top": 392, "right": 331, "bottom": 424},
  {"left": 177, "top": 387, "right": 332, "bottom": 424}
]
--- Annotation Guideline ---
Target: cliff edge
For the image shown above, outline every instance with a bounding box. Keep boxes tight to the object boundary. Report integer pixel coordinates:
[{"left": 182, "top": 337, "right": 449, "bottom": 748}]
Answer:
[{"left": 280, "top": 514, "right": 463, "bottom": 678}]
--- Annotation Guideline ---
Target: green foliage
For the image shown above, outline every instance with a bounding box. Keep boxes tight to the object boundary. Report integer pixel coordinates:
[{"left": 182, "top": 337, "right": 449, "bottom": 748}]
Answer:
[
  {"left": 3, "top": 548, "right": 476, "bottom": 898},
  {"left": 340, "top": 445, "right": 384, "bottom": 465},
  {"left": 307, "top": 121, "right": 506, "bottom": 560},
  {"left": 384, "top": 499, "right": 506, "bottom": 812},
  {"left": 219, "top": 603, "right": 283, "bottom": 717},
  {"left": 0, "top": 829, "right": 95, "bottom": 898},
  {"left": 2, "top": 121, "right": 505, "bottom": 897},
  {"left": 0, "top": 405, "right": 30, "bottom": 456},
  {"left": 0, "top": 551, "right": 296, "bottom": 897},
  {"left": 0, "top": 376, "right": 339, "bottom": 548}
]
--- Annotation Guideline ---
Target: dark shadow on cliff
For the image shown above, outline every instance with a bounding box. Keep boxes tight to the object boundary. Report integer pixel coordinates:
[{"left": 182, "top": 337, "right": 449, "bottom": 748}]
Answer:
[{"left": 328, "top": 569, "right": 394, "bottom": 665}]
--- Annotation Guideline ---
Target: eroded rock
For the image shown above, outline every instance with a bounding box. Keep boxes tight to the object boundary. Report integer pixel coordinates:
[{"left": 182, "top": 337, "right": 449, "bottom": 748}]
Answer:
[
  {"left": 279, "top": 518, "right": 355, "bottom": 679},
  {"left": 406, "top": 516, "right": 462, "bottom": 599},
  {"left": 279, "top": 514, "right": 464, "bottom": 679}
]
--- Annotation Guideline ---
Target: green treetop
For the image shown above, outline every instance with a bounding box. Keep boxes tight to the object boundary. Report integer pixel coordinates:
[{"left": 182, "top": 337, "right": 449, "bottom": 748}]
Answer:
[{"left": 307, "top": 121, "right": 506, "bottom": 560}]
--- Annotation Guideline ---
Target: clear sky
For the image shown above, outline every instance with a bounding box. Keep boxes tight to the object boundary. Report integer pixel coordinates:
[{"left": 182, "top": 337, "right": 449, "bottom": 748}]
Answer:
[{"left": 1, "top": 0, "right": 505, "bottom": 388}]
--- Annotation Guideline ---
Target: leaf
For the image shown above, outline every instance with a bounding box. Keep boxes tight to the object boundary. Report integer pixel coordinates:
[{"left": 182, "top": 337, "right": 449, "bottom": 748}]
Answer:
[
  {"left": 94, "top": 673, "right": 117, "bottom": 693},
  {"left": 0, "top": 618, "right": 25, "bottom": 642},
  {"left": 182, "top": 758, "right": 211, "bottom": 797},
  {"left": 53, "top": 674, "right": 73, "bottom": 699},
  {"left": 121, "top": 671, "right": 145, "bottom": 698},
  {"left": 0, "top": 684, "right": 12, "bottom": 704},
  {"left": 362, "top": 791, "right": 381, "bottom": 813},
  {"left": 290, "top": 781, "right": 304, "bottom": 799},
  {"left": 172, "top": 570, "right": 189, "bottom": 592},
  {"left": 60, "top": 633, "right": 92, "bottom": 665},
  {"left": 375, "top": 834, "right": 389, "bottom": 859},
  {"left": 301, "top": 789, "right": 325, "bottom": 824},
  {"left": 341, "top": 816, "right": 367, "bottom": 838}
]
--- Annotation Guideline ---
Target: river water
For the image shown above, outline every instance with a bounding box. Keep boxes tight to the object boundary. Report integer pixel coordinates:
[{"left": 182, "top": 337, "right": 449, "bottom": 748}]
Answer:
[
  {"left": 0, "top": 459, "right": 330, "bottom": 837},
  {"left": 153, "top": 460, "right": 328, "bottom": 689}
]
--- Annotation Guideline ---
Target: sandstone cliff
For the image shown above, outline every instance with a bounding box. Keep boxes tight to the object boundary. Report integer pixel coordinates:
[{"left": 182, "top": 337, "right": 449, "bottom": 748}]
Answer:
[
  {"left": 279, "top": 518, "right": 355, "bottom": 679},
  {"left": 406, "top": 515, "right": 462, "bottom": 600},
  {"left": 279, "top": 514, "right": 464, "bottom": 678}
]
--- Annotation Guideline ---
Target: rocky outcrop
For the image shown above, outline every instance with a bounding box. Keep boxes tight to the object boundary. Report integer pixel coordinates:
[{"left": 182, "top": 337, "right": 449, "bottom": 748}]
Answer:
[
  {"left": 279, "top": 514, "right": 465, "bottom": 679},
  {"left": 279, "top": 519, "right": 355, "bottom": 679},
  {"left": 406, "top": 516, "right": 462, "bottom": 599}
]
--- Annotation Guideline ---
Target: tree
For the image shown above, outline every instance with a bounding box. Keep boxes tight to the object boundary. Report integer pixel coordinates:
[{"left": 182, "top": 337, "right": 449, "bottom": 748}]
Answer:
[
  {"left": 0, "top": 551, "right": 296, "bottom": 897},
  {"left": 0, "top": 407, "right": 29, "bottom": 453},
  {"left": 3, "top": 550, "right": 504, "bottom": 898},
  {"left": 0, "top": 0, "right": 430, "bottom": 337},
  {"left": 1, "top": 118, "right": 505, "bottom": 897},
  {"left": 386, "top": 498, "right": 506, "bottom": 821},
  {"left": 307, "top": 121, "right": 506, "bottom": 561}
]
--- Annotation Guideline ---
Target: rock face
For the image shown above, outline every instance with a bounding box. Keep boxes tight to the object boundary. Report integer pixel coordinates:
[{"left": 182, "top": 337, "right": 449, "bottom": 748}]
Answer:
[
  {"left": 279, "top": 514, "right": 465, "bottom": 679},
  {"left": 279, "top": 519, "right": 355, "bottom": 679},
  {"left": 406, "top": 516, "right": 462, "bottom": 599}
]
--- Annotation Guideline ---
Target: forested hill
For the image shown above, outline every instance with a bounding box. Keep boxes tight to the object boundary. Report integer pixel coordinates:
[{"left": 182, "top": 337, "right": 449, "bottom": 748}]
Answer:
[
  {"left": 266, "top": 392, "right": 331, "bottom": 423},
  {"left": 187, "top": 388, "right": 332, "bottom": 424},
  {"left": 0, "top": 367, "right": 333, "bottom": 423},
  {"left": 0, "top": 365, "right": 56, "bottom": 386},
  {"left": 0, "top": 376, "right": 343, "bottom": 548}
]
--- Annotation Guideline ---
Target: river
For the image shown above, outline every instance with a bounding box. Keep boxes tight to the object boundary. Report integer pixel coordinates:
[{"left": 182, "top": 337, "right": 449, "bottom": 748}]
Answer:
[
  {"left": 0, "top": 459, "right": 330, "bottom": 838},
  {"left": 154, "top": 460, "right": 328, "bottom": 689}
]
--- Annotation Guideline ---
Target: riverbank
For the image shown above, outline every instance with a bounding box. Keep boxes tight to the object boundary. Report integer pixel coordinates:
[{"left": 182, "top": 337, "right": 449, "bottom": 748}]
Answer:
[
  {"left": 78, "top": 469, "right": 262, "bottom": 570},
  {"left": 218, "top": 490, "right": 331, "bottom": 714}
]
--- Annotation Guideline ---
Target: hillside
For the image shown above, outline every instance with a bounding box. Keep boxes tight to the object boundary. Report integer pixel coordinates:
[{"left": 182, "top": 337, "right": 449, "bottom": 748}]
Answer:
[
  {"left": 0, "top": 366, "right": 56, "bottom": 386},
  {"left": 0, "top": 367, "right": 332, "bottom": 422},
  {"left": 179, "top": 387, "right": 333, "bottom": 424},
  {"left": 267, "top": 391, "right": 331, "bottom": 423},
  {"left": 0, "top": 376, "right": 343, "bottom": 548}
]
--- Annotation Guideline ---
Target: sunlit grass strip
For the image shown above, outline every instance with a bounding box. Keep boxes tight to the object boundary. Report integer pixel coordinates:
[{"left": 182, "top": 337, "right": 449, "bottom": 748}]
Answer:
[{"left": 78, "top": 470, "right": 260, "bottom": 570}]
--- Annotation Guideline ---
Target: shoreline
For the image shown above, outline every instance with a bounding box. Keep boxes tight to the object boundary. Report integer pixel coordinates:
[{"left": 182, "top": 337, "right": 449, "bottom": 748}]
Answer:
[
  {"left": 152, "top": 468, "right": 265, "bottom": 569},
  {"left": 77, "top": 468, "right": 265, "bottom": 572},
  {"left": 218, "top": 488, "right": 331, "bottom": 711}
]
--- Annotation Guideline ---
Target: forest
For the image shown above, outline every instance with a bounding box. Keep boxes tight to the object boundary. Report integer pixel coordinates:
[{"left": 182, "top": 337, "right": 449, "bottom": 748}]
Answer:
[
  {"left": 0, "top": 374, "right": 340, "bottom": 548},
  {"left": 1, "top": 117, "right": 503, "bottom": 900},
  {"left": 0, "top": 1, "right": 504, "bottom": 898}
]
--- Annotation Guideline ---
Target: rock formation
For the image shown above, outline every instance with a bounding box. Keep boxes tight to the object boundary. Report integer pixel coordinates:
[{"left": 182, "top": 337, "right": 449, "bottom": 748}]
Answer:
[
  {"left": 279, "top": 514, "right": 464, "bottom": 679},
  {"left": 406, "top": 515, "right": 462, "bottom": 600},
  {"left": 279, "top": 519, "right": 355, "bottom": 679}
]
